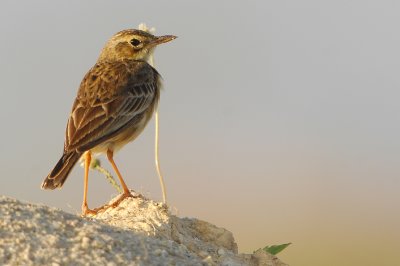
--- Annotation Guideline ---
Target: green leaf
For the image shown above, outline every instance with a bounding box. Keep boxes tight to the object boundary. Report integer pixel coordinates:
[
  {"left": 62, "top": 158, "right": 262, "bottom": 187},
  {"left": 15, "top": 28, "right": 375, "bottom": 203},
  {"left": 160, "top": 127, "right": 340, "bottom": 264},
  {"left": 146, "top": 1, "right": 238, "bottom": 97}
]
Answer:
[{"left": 263, "top": 243, "right": 291, "bottom": 255}]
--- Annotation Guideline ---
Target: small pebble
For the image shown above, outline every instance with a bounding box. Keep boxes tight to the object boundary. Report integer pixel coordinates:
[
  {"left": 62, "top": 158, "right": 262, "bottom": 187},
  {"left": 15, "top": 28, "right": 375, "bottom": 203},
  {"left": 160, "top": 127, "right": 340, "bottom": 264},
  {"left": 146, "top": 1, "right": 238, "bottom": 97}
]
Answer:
[{"left": 81, "top": 237, "right": 90, "bottom": 248}]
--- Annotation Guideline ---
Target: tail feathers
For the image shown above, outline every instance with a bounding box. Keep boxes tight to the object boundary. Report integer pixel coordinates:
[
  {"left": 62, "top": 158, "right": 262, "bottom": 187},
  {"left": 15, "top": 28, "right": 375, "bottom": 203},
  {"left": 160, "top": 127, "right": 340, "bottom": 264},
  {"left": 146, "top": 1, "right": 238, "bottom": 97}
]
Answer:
[{"left": 41, "top": 152, "right": 81, "bottom": 190}]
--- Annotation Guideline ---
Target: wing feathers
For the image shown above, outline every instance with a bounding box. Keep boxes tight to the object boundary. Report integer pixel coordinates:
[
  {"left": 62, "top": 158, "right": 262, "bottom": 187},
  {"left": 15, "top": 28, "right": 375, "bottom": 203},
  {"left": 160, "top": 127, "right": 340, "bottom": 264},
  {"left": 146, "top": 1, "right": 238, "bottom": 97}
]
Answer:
[{"left": 64, "top": 60, "right": 159, "bottom": 153}]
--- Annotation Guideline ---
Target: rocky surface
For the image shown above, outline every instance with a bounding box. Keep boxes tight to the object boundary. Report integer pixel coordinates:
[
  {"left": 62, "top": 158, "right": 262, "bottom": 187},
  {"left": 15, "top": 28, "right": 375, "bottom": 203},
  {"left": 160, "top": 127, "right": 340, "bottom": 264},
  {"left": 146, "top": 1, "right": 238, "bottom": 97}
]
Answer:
[{"left": 0, "top": 195, "right": 288, "bottom": 265}]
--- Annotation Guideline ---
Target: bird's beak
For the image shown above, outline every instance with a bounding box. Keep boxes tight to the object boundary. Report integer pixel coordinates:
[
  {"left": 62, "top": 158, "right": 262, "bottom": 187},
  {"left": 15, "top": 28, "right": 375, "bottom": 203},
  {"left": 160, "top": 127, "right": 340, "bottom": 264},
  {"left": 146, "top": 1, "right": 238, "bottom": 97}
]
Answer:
[{"left": 150, "top": 35, "right": 177, "bottom": 46}]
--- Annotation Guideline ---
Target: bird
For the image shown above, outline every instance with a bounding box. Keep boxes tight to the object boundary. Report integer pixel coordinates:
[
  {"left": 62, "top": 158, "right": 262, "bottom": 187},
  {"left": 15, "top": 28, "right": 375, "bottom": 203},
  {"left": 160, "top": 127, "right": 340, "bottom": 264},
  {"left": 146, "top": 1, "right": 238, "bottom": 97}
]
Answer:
[{"left": 41, "top": 29, "right": 176, "bottom": 215}]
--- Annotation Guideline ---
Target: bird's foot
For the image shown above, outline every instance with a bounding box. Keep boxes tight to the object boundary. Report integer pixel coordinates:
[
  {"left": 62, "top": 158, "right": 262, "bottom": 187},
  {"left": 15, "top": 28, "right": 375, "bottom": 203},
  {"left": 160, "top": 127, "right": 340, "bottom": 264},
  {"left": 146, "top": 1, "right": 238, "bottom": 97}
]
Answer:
[
  {"left": 81, "top": 191, "right": 138, "bottom": 216},
  {"left": 81, "top": 204, "right": 99, "bottom": 217},
  {"left": 110, "top": 191, "right": 137, "bottom": 208}
]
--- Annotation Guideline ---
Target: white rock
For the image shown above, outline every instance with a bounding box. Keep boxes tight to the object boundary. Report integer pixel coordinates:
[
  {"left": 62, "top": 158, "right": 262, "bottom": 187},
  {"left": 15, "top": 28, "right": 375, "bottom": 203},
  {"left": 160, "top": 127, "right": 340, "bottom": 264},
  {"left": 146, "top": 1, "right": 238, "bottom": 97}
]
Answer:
[{"left": 0, "top": 195, "right": 288, "bottom": 266}]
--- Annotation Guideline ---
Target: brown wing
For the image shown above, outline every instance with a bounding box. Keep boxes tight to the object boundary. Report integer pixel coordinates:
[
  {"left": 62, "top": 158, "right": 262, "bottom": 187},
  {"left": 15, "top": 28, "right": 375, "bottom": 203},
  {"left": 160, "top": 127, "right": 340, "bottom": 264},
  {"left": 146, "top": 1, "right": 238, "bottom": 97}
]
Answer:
[{"left": 64, "top": 60, "right": 160, "bottom": 153}]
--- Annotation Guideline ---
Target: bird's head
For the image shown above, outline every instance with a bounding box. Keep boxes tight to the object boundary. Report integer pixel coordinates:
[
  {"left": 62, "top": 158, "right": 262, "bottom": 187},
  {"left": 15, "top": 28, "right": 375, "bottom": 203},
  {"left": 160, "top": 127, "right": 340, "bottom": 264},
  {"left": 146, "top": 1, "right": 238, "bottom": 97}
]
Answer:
[{"left": 98, "top": 29, "right": 176, "bottom": 62}]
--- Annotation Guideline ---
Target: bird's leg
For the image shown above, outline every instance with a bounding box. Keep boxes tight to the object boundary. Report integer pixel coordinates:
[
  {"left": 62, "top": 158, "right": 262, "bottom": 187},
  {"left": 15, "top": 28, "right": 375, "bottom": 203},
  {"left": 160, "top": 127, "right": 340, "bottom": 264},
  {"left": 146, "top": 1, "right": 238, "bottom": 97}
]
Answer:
[
  {"left": 81, "top": 151, "right": 96, "bottom": 216},
  {"left": 107, "top": 149, "right": 134, "bottom": 207},
  {"left": 107, "top": 149, "right": 130, "bottom": 194}
]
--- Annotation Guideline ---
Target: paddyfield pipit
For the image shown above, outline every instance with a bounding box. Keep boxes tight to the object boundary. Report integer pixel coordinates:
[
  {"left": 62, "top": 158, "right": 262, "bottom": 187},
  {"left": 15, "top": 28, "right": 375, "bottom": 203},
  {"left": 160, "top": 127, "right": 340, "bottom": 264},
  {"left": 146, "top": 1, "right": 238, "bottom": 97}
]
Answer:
[{"left": 41, "top": 29, "right": 176, "bottom": 215}]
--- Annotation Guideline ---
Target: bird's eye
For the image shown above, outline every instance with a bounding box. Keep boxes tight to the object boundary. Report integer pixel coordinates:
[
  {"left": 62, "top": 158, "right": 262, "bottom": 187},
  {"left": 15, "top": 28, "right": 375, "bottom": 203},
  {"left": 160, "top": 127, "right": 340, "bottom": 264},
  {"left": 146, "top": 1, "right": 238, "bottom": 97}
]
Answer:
[{"left": 130, "top": 38, "right": 141, "bottom": 47}]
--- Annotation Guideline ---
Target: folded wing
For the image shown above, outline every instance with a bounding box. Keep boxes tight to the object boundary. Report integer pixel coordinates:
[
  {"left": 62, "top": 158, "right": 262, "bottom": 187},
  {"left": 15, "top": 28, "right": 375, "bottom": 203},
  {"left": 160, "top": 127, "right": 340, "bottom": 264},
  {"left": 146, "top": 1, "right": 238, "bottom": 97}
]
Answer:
[{"left": 64, "top": 60, "right": 159, "bottom": 153}]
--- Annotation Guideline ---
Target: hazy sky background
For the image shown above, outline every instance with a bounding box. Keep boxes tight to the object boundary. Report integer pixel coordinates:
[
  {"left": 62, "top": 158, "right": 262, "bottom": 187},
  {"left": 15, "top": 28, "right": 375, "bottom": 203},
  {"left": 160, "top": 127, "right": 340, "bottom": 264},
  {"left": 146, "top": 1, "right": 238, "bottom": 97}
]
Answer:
[{"left": 1, "top": 1, "right": 399, "bottom": 265}]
